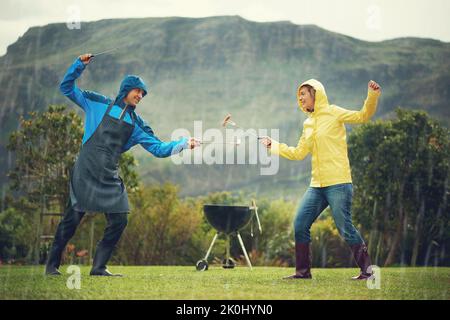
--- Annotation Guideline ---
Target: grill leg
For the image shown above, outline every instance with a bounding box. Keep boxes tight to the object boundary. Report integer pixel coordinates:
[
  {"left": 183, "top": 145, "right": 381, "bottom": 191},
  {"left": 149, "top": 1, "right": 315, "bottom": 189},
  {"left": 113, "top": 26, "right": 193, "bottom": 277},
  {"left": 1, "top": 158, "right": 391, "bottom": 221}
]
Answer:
[
  {"left": 204, "top": 233, "right": 218, "bottom": 261},
  {"left": 237, "top": 232, "right": 253, "bottom": 270}
]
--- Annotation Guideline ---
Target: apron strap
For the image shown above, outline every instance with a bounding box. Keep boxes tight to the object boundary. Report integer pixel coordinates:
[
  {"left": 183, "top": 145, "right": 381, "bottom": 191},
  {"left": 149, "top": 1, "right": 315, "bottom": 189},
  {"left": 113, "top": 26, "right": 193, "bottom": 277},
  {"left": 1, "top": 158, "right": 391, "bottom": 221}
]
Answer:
[
  {"left": 106, "top": 100, "right": 134, "bottom": 124},
  {"left": 129, "top": 109, "right": 136, "bottom": 126},
  {"left": 118, "top": 105, "right": 129, "bottom": 121},
  {"left": 105, "top": 100, "right": 115, "bottom": 115}
]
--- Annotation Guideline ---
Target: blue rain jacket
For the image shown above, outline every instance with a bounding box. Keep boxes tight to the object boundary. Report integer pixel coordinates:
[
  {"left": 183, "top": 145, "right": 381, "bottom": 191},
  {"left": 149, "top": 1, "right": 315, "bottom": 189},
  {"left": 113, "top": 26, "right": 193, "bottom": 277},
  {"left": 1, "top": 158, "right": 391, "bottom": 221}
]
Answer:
[{"left": 59, "top": 58, "right": 188, "bottom": 157}]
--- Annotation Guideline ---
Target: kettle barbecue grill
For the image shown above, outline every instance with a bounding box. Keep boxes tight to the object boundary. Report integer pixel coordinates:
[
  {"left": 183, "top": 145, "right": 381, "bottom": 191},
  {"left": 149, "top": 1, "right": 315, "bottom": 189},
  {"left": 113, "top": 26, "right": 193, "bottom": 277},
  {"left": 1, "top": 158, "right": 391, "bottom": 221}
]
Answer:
[{"left": 196, "top": 200, "right": 262, "bottom": 271}]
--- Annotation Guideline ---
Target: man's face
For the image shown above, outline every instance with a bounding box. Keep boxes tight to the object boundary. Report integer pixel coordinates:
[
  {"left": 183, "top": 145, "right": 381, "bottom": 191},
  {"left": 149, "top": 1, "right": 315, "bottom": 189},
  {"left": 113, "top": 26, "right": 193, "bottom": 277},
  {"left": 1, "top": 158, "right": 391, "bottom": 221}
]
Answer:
[{"left": 124, "top": 88, "right": 145, "bottom": 106}]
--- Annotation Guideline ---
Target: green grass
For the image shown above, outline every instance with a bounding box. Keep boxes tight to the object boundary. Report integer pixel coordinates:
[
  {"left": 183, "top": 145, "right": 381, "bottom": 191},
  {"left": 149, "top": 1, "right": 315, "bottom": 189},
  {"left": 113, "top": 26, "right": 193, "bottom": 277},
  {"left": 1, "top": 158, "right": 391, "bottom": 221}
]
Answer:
[{"left": 0, "top": 266, "right": 448, "bottom": 300}]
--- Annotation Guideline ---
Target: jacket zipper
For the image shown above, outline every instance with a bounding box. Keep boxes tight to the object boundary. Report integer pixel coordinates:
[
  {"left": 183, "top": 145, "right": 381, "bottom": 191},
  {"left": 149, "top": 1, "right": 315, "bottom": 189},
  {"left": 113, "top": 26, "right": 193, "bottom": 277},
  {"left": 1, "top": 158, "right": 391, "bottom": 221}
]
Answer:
[{"left": 313, "top": 116, "right": 322, "bottom": 187}]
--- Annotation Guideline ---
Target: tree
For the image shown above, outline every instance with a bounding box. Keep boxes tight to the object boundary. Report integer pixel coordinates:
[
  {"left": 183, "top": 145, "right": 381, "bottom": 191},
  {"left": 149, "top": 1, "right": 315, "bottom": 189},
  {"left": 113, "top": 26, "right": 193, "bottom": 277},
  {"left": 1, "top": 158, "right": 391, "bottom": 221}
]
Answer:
[
  {"left": 7, "top": 105, "right": 83, "bottom": 209},
  {"left": 6, "top": 105, "right": 140, "bottom": 263},
  {"left": 7, "top": 105, "right": 140, "bottom": 207},
  {"left": 348, "top": 108, "right": 449, "bottom": 266}
]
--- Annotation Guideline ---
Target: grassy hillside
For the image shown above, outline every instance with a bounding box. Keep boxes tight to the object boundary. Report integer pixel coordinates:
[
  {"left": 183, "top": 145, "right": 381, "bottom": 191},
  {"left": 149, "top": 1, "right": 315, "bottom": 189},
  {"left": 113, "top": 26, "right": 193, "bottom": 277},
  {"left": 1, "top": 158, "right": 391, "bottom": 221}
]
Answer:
[{"left": 0, "top": 16, "right": 449, "bottom": 197}]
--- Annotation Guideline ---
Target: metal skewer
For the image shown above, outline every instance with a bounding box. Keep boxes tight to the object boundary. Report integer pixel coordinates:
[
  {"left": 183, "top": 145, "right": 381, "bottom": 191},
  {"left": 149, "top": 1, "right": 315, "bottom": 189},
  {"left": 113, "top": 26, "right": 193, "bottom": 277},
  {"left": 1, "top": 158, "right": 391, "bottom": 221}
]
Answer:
[
  {"left": 90, "top": 46, "right": 121, "bottom": 58},
  {"left": 200, "top": 139, "right": 241, "bottom": 146},
  {"left": 222, "top": 114, "right": 262, "bottom": 139}
]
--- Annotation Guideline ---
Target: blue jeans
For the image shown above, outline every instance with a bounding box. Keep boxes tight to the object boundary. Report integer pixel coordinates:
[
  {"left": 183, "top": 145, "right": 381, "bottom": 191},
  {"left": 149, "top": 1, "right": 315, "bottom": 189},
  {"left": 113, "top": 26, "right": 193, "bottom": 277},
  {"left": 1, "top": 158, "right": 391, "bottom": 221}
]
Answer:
[{"left": 294, "top": 183, "right": 364, "bottom": 245}]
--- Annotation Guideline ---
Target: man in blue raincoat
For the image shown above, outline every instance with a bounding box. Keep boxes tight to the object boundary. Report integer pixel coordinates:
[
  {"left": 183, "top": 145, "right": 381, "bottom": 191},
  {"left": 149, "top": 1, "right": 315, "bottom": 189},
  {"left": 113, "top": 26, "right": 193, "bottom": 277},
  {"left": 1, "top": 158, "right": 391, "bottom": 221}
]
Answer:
[{"left": 45, "top": 54, "right": 200, "bottom": 276}]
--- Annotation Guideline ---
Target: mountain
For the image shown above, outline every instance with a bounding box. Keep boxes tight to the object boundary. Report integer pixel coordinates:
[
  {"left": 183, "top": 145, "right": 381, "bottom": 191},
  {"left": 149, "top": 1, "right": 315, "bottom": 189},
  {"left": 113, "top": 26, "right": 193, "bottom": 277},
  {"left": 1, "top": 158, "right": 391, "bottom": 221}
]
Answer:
[{"left": 0, "top": 16, "right": 449, "bottom": 198}]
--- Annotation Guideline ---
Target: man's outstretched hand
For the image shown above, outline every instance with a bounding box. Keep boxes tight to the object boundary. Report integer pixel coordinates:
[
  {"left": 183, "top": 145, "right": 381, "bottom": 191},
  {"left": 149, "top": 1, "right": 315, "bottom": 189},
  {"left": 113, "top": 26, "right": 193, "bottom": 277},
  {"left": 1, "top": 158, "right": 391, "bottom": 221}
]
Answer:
[
  {"left": 187, "top": 137, "right": 201, "bottom": 149},
  {"left": 79, "top": 53, "right": 93, "bottom": 65},
  {"left": 368, "top": 80, "right": 381, "bottom": 94}
]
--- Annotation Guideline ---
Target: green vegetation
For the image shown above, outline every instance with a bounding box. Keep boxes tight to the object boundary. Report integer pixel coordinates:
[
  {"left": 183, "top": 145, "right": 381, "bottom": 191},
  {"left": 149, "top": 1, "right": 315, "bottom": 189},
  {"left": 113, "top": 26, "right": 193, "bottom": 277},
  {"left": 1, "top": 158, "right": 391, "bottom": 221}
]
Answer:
[
  {"left": 0, "top": 107, "right": 448, "bottom": 270},
  {"left": 0, "top": 266, "right": 448, "bottom": 300},
  {"left": 0, "top": 18, "right": 448, "bottom": 301},
  {"left": 349, "top": 109, "right": 450, "bottom": 267}
]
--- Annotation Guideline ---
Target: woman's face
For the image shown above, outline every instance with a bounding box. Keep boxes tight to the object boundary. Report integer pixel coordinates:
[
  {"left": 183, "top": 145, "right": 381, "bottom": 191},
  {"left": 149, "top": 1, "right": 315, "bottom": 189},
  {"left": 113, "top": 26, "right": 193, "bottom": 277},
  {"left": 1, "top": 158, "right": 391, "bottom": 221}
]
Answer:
[{"left": 299, "top": 86, "right": 315, "bottom": 112}]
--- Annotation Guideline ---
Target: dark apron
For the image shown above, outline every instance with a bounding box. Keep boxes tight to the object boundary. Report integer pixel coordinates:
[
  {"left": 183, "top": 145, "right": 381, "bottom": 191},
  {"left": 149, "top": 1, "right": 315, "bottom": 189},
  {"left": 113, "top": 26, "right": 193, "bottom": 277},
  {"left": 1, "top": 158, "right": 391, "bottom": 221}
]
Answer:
[{"left": 69, "top": 102, "right": 135, "bottom": 213}]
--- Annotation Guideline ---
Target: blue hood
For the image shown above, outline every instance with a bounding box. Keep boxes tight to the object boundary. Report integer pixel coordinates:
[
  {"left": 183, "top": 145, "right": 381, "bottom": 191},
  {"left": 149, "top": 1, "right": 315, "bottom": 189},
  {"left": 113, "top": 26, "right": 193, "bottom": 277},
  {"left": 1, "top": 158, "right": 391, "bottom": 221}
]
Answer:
[{"left": 115, "top": 75, "right": 148, "bottom": 105}]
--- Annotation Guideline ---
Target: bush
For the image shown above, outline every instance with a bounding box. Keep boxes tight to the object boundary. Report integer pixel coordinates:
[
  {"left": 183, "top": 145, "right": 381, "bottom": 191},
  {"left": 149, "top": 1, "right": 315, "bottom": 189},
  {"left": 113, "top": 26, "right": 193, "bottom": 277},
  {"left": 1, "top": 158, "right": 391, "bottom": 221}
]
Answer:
[
  {"left": 0, "top": 208, "right": 31, "bottom": 263},
  {"left": 116, "top": 183, "right": 204, "bottom": 265}
]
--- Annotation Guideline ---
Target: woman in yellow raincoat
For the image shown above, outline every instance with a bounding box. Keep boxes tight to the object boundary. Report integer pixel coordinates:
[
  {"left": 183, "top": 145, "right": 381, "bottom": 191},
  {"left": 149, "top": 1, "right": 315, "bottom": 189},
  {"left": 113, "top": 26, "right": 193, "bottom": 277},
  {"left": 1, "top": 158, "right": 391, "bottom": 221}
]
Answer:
[{"left": 261, "top": 79, "right": 381, "bottom": 280}]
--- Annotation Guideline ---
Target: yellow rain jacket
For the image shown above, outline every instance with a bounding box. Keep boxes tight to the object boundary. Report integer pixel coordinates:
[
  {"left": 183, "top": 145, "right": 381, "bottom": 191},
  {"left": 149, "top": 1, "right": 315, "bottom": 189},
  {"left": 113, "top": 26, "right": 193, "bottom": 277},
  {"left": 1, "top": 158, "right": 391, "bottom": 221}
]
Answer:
[{"left": 270, "top": 79, "right": 381, "bottom": 187}]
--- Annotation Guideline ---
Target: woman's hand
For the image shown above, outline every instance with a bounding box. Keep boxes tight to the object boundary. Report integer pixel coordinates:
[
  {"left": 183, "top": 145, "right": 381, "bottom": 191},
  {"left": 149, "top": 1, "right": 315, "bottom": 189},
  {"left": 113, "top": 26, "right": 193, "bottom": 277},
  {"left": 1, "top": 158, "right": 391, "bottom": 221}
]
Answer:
[
  {"left": 368, "top": 80, "right": 381, "bottom": 94},
  {"left": 260, "top": 136, "right": 272, "bottom": 149},
  {"left": 79, "top": 53, "right": 93, "bottom": 65}
]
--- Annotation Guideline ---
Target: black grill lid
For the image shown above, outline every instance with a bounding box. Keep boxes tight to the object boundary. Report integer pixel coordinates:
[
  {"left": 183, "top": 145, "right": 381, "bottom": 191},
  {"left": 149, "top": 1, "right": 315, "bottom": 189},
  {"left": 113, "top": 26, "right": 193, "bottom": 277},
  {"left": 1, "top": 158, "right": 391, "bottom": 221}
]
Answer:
[{"left": 203, "top": 205, "right": 253, "bottom": 235}]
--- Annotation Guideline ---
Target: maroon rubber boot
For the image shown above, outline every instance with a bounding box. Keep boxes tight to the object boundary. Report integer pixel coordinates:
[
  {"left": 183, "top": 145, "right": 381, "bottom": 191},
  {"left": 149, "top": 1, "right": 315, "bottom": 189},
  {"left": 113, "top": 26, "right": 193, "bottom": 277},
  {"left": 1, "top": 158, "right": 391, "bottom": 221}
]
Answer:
[
  {"left": 283, "top": 243, "right": 312, "bottom": 279},
  {"left": 350, "top": 244, "right": 373, "bottom": 280}
]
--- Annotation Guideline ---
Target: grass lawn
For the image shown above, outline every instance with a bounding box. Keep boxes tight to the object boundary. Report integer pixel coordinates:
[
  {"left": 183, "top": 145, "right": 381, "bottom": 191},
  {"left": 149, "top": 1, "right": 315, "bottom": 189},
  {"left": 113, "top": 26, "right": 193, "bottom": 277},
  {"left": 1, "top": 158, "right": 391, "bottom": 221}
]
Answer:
[{"left": 0, "top": 265, "right": 448, "bottom": 300}]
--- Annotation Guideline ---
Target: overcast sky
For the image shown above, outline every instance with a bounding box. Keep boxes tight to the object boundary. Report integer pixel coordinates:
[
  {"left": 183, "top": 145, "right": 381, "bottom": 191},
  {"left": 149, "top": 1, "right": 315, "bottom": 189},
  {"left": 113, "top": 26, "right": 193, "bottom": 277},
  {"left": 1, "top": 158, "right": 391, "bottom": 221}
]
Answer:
[{"left": 1, "top": 0, "right": 449, "bottom": 56}]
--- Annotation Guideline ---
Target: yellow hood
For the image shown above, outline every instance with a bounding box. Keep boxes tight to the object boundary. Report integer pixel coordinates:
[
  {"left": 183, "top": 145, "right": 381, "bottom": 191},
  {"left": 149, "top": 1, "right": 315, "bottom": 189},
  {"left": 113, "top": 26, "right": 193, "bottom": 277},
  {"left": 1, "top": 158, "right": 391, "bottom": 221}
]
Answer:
[{"left": 297, "top": 79, "right": 329, "bottom": 115}]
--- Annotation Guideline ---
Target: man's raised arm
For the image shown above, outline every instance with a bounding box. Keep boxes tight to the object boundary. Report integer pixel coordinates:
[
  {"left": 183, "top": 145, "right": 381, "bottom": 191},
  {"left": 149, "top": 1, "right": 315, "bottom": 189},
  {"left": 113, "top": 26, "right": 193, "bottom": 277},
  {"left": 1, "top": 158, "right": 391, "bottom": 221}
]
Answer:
[{"left": 59, "top": 54, "right": 93, "bottom": 111}]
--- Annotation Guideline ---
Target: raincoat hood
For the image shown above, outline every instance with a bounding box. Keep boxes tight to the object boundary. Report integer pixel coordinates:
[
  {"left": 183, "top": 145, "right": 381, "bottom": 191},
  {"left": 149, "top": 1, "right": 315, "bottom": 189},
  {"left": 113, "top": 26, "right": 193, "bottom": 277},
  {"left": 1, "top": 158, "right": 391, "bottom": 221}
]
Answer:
[
  {"left": 115, "top": 75, "right": 148, "bottom": 105},
  {"left": 297, "top": 79, "right": 329, "bottom": 115}
]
